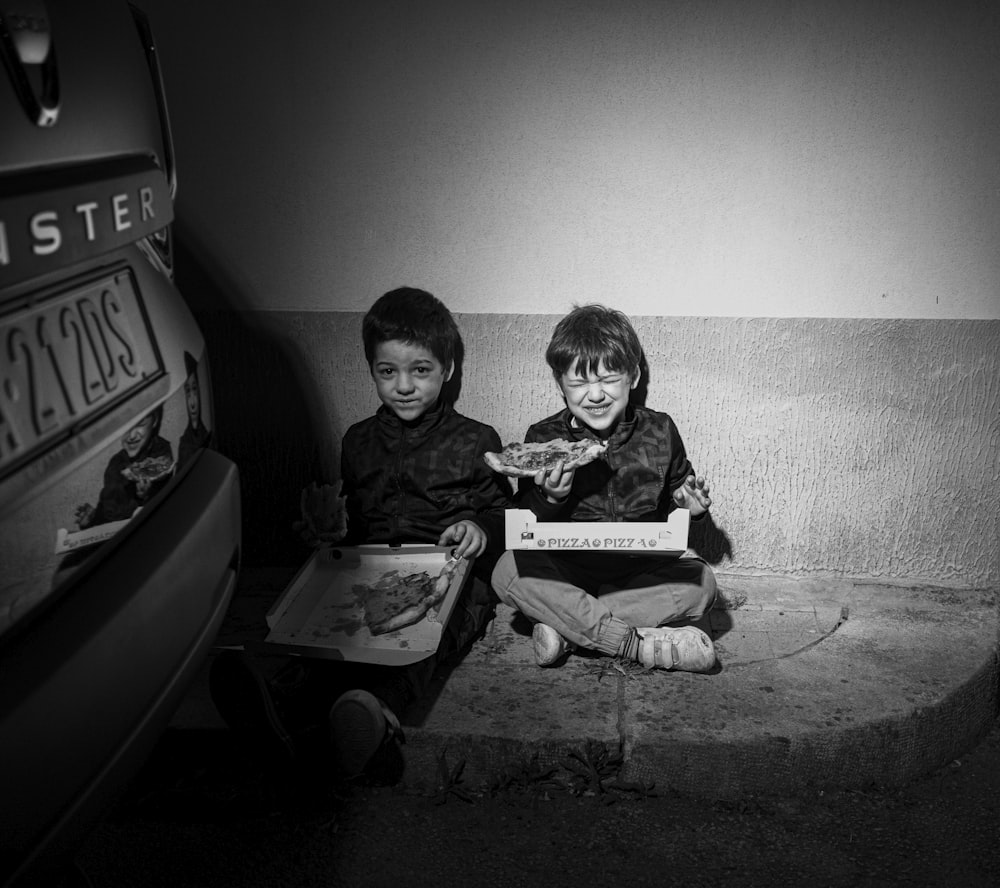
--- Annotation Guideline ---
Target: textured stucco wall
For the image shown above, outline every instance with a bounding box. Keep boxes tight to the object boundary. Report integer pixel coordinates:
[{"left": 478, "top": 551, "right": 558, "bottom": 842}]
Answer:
[{"left": 200, "top": 311, "right": 999, "bottom": 586}]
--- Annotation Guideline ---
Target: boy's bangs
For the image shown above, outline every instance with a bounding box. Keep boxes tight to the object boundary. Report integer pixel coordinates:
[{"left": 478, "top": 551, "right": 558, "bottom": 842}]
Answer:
[
  {"left": 571, "top": 346, "right": 630, "bottom": 379},
  {"left": 404, "top": 334, "right": 450, "bottom": 369},
  {"left": 551, "top": 338, "right": 632, "bottom": 379}
]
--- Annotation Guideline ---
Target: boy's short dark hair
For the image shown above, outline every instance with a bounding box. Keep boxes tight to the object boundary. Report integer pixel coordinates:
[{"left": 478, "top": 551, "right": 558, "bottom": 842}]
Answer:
[
  {"left": 362, "top": 287, "right": 460, "bottom": 369},
  {"left": 135, "top": 404, "right": 163, "bottom": 437},
  {"left": 545, "top": 303, "right": 643, "bottom": 380}
]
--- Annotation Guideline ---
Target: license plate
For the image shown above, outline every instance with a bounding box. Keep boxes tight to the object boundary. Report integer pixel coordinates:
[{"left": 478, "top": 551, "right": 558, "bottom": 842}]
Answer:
[{"left": 0, "top": 268, "right": 162, "bottom": 479}]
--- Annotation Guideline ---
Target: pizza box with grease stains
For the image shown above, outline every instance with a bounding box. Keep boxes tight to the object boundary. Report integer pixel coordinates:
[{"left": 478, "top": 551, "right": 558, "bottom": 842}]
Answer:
[
  {"left": 505, "top": 508, "right": 690, "bottom": 554},
  {"left": 256, "top": 545, "right": 471, "bottom": 665}
]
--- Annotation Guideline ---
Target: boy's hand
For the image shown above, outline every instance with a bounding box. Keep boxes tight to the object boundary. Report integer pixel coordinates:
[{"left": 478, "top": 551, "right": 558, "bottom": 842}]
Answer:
[
  {"left": 294, "top": 481, "right": 348, "bottom": 547},
  {"left": 74, "top": 503, "right": 95, "bottom": 530},
  {"left": 535, "top": 461, "right": 574, "bottom": 504},
  {"left": 672, "top": 474, "right": 712, "bottom": 517},
  {"left": 438, "top": 520, "right": 486, "bottom": 560}
]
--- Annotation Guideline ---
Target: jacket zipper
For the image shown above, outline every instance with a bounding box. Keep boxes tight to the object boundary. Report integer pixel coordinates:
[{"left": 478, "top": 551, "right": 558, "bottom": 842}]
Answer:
[
  {"left": 605, "top": 442, "right": 618, "bottom": 521},
  {"left": 391, "top": 424, "right": 407, "bottom": 537}
]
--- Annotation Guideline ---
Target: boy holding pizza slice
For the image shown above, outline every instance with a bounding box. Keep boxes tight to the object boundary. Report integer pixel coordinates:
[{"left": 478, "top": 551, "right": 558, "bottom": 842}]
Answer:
[
  {"left": 211, "top": 288, "right": 511, "bottom": 783},
  {"left": 491, "top": 303, "right": 718, "bottom": 672}
]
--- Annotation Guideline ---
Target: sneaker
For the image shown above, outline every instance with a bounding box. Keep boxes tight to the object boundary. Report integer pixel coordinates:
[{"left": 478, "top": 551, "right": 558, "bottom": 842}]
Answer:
[
  {"left": 208, "top": 650, "right": 296, "bottom": 764},
  {"left": 636, "top": 626, "right": 716, "bottom": 672},
  {"left": 532, "top": 623, "right": 576, "bottom": 667},
  {"left": 329, "top": 689, "right": 403, "bottom": 779}
]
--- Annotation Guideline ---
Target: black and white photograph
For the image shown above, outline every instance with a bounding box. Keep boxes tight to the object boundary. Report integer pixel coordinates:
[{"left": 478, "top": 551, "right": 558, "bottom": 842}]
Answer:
[{"left": 1, "top": 1, "right": 997, "bottom": 886}]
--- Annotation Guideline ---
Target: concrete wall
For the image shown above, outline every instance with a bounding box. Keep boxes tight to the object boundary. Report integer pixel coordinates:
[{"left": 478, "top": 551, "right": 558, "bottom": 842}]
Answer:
[
  {"left": 146, "top": 0, "right": 999, "bottom": 321},
  {"left": 141, "top": 0, "right": 1000, "bottom": 585}
]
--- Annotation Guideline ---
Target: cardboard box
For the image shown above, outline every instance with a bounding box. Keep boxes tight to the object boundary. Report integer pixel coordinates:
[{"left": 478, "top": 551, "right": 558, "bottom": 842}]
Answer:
[
  {"left": 257, "top": 545, "right": 471, "bottom": 665},
  {"left": 504, "top": 508, "right": 690, "bottom": 555}
]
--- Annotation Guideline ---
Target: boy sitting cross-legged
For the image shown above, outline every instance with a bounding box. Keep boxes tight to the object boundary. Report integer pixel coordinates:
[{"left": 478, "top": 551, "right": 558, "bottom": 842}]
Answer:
[
  {"left": 211, "top": 288, "right": 512, "bottom": 783},
  {"left": 491, "top": 303, "right": 718, "bottom": 672}
]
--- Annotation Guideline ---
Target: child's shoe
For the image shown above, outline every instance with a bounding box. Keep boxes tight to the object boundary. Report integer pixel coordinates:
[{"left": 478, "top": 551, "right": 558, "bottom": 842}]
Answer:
[
  {"left": 329, "top": 689, "right": 403, "bottom": 779},
  {"left": 532, "top": 623, "right": 576, "bottom": 667},
  {"left": 208, "top": 650, "right": 297, "bottom": 765},
  {"left": 636, "top": 626, "right": 716, "bottom": 672}
]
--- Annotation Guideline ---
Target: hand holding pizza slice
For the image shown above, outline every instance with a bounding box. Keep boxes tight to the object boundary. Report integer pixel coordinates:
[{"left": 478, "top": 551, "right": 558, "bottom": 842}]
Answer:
[
  {"left": 482, "top": 438, "right": 607, "bottom": 479},
  {"left": 121, "top": 454, "right": 175, "bottom": 485},
  {"left": 121, "top": 454, "right": 175, "bottom": 498},
  {"left": 536, "top": 459, "right": 575, "bottom": 503}
]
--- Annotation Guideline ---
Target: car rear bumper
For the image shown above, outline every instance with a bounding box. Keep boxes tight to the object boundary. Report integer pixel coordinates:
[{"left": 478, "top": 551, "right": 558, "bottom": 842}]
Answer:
[{"left": 0, "top": 448, "right": 240, "bottom": 886}]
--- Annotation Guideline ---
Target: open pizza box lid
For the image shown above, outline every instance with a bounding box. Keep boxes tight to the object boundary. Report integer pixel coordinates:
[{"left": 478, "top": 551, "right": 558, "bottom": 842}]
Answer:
[
  {"left": 505, "top": 508, "right": 690, "bottom": 554},
  {"left": 255, "top": 545, "right": 471, "bottom": 665}
]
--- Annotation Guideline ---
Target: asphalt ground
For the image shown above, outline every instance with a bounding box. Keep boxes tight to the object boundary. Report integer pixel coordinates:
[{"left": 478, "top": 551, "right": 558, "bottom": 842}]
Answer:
[{"left": 76, "top": 715, "right": 1000, "bottom": 887}]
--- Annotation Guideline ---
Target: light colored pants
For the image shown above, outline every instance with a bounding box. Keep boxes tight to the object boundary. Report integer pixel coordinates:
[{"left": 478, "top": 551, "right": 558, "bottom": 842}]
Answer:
[{"left": 491, "top": 549, "right": 717, "bottom": 656}]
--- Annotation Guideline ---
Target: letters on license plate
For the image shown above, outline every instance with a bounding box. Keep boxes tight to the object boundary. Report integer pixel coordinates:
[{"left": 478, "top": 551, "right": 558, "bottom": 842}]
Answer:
[{"left": 0, "top": 269, "right": 161, "bottom": 478}]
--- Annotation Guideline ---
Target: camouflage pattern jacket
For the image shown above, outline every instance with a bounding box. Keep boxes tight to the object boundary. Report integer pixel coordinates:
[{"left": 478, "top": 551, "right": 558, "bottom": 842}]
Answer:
[{"left": 340, "top": 401, "right": 511, "bottom": 556}]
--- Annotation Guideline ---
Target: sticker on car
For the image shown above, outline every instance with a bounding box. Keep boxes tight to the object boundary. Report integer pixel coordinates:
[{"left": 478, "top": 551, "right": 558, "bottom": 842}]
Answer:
[{"left": 0, "top": 266, "right": 165, "bottom": 508}]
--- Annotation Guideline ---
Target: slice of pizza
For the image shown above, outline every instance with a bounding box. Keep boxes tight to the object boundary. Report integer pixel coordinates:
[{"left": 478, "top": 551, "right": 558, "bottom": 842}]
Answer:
[
  {"left": 354, "top": 560, "right": 458, "bottom": 636},
  {"left": 121, "top": 454, "right": 175, "bottom": 484},
  {"left": 483, "top": 438, "right": 608, "bottom": 478}
]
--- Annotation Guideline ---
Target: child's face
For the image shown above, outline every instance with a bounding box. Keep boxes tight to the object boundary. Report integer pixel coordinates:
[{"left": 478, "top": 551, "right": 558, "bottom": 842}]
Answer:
[
  {"left": 558, "top": 359, "right": 637, "bottom": 438},
  {"left": 184, "top": 371, "right": 201, "bottom": 422},
  {"left": 122, "top": 414, "right": 155, "bottom": 458},
  {"left": 371, "top": 339, "right": 453, "bottom": 422}
]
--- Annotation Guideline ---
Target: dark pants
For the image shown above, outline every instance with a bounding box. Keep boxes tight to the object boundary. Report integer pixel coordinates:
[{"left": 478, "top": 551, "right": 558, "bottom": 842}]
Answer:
[{"left": 492, "top": 549, "right": 717, "bottom": 656}]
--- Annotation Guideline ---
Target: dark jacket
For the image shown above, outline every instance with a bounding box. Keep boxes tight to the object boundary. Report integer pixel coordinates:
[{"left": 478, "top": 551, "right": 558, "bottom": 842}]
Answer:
[
  {"left": 340, "top": 401, "right": 511, "bottom": 556},
  {"left": 178, "top": 420, "right": 211, "bottom": 468},
  {"left": 516, "top": 405, "right": 695, "bottom": 523}
]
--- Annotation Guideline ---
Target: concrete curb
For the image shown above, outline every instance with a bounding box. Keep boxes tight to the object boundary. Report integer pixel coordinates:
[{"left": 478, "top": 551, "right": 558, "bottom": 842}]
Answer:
[{"left": 400, "top": 577, "right": 999, "bottom": 798}]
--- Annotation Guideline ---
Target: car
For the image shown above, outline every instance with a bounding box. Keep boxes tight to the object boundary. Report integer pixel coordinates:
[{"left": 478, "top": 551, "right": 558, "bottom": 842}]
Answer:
[{"left": 0, "top": 2, "right": 241, "bottom": 884}]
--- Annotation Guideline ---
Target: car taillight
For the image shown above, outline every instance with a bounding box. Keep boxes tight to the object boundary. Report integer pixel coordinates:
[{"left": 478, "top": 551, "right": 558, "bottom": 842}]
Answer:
[
  {"left": 137, "top": 224, "right": 174, "bottom": 280},
  {"left": 128, "top": 2, "right": 176, "bottom": 199}
]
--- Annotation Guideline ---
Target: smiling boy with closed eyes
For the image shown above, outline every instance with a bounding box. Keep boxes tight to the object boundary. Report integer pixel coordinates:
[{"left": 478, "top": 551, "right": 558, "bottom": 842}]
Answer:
[{"left": 491, "top": 303, "right": 718, "bottom": 673}]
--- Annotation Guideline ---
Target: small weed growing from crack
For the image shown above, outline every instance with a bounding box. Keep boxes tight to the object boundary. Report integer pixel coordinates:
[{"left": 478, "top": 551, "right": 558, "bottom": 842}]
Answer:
[
  {"left": 717, "top": 588, "right": 748, "bottom": 610},
  {"left": 425, "top": 741, "right": 657, "bottom": 806},
  {"left": 562, "top": 740, "right": 659, "bottom": 804},
  {"left": 429, "top": 749, "right": 475, "bottom": 805},
  {"left": 562, "top": 739, "right": 622, "bottom": 796},
  {"left": 487, "top": 753, "right": 561, "bottom": 797},
  {"left": 585, "top": 656, "right": 656, "bottom": 682},
  {"left": 486, "top": 753, "right": 566, "bottom": 808}
]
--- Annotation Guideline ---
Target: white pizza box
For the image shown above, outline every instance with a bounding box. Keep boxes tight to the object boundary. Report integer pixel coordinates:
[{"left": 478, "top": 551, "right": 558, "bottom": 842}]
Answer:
[
  {"left": 256, "top": 544, "right": 471, "bottom": 665},
  {"left": 504, "top": 508, "right": 690, "bottom": 555}
]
